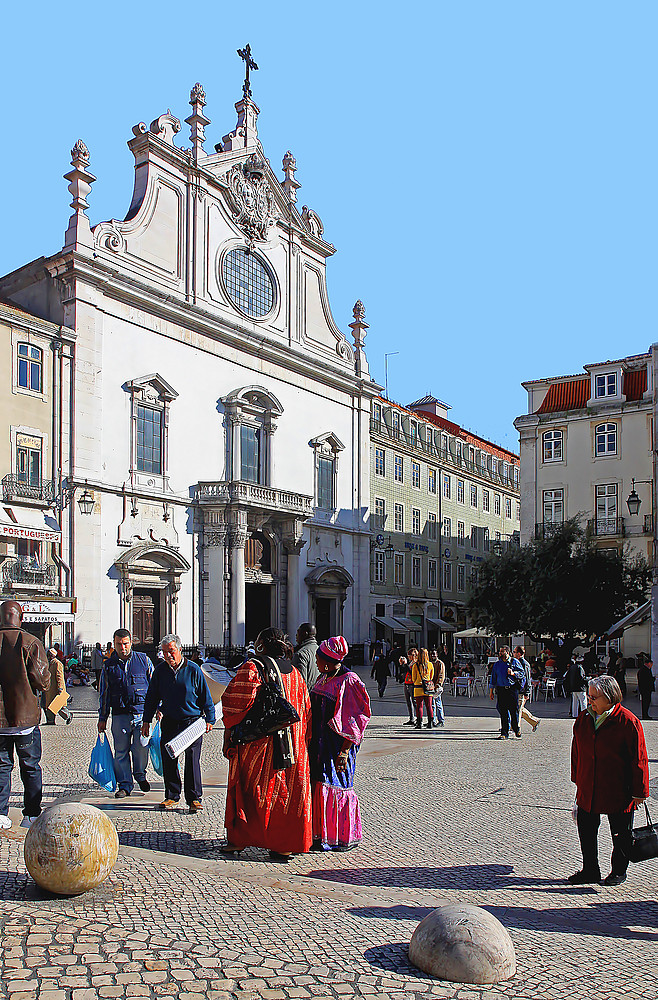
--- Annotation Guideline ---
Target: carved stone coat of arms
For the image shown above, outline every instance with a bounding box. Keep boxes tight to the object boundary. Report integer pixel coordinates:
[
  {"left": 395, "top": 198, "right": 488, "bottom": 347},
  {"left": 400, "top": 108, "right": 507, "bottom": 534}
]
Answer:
[{"left": 225, "top": 153, "right": 276, "bottom": 242}]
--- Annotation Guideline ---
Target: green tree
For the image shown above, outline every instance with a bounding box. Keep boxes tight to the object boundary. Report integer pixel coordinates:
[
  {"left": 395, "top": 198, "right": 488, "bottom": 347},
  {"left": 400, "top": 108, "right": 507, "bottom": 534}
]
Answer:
[{"left": 467, "top": 519, "right": 651, "bottom": 663}]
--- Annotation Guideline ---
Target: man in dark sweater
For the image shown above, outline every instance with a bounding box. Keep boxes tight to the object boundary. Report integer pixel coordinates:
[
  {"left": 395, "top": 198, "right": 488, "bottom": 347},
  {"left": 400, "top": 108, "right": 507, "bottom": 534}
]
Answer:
[{"left": 142, "top": 634, "right": 215, "bottom": 813}]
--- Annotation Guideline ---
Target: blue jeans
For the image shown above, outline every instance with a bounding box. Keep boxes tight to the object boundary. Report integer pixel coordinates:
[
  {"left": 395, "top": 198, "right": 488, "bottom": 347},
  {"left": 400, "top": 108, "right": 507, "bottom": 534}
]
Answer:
[
  {"left": 111, "top": 714, "right": 148, "bottom": 792},
  {"left": 433, "top": 692, "right": 445, "bottom": 723},
  {"left": 0, "top": 728, "right": 43, "bottom": 817}
]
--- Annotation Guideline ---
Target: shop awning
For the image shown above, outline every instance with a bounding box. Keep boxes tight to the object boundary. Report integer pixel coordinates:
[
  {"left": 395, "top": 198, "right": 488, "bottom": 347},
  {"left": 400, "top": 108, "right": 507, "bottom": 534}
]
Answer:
[
  {"left": 394, "top": 616, "right": 422, "bottom": 631},
  {"left": 373, "top": 616, "right": 407, "bottom": 631},
  {"left": 604, "top": 601, "right": 651, "bottom": 640},
  {"left": 426, "top": 616, "right": 457, "bottom": 631},
  {"left": 453, "top": 627, "right": 496, "bottom": 638},
  {"left": 0, "top": 505, "right": 61, "bottom": 542}
]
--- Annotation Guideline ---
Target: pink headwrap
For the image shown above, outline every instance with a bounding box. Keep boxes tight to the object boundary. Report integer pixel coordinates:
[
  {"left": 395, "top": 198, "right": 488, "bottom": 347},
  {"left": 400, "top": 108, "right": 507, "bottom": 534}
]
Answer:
[{"left": 318, "top": 636, "right": 349, "bottom": 662}]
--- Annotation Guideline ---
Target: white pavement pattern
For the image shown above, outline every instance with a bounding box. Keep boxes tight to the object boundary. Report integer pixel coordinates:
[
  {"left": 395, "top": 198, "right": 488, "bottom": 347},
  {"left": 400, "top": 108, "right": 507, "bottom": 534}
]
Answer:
[{"left": 0, "top": 671, "right": 657, "bottom": 999}]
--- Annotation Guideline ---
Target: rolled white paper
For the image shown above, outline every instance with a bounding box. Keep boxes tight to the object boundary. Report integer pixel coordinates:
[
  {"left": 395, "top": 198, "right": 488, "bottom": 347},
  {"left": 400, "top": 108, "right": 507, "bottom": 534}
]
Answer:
[{"left": 164, "top": 702, "right": 222, "bottom": 759}]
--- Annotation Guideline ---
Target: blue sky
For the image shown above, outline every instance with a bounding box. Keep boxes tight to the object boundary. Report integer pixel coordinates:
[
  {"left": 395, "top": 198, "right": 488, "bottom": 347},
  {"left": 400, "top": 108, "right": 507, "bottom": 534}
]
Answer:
[{"left": 1, "top": 2, "right": 655, "bottom": 451}]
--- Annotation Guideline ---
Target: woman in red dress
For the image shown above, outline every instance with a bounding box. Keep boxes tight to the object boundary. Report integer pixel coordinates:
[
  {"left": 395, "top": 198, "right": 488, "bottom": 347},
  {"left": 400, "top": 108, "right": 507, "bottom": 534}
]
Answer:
[{"left": 221, "top": 628, "right": 312, "bottom": 861}]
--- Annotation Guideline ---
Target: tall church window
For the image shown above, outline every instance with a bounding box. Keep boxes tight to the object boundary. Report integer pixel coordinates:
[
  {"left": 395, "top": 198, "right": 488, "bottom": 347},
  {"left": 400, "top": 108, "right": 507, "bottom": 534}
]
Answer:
[
  {"left": 136, "top": 405, "right": 163, "bottom": 475},
  {"left": 317, "top": 457, "right": 334, "bottom": 510},
  {"left": 240, "top": 425, "right": 261, "bottom": 483}
]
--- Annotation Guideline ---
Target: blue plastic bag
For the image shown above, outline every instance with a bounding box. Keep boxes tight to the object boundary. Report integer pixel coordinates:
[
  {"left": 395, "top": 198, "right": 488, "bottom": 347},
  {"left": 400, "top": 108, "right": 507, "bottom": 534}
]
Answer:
[
  {"left": 88, "top": 733, "right": 117, "bottom": 792},
  {"left": 149, "top": 720, "right": 163, "bottom": 777}
]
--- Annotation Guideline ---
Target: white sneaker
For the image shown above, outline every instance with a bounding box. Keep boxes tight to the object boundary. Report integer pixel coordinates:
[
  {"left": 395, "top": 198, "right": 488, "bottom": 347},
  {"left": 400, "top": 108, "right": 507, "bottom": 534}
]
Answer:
[
  {"left": 0, "top": 815, "right": 11, "bottom": 830},
  {"left": 20, "top": 816, "right": 37, "bottom": 828}
]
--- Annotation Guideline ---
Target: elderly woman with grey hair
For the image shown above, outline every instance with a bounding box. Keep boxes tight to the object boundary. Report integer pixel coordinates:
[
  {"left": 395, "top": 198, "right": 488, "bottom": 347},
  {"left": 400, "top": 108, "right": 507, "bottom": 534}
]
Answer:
[
  {"left": 142, "top": 634, "right": 215, "bottom": 813},
  {"left": 570, "top": 675, "right": 649, "bottom": 886}
]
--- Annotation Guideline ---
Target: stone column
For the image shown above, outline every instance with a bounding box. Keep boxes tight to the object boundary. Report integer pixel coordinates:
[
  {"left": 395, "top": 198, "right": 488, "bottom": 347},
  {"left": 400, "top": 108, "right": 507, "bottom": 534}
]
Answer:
[
  {"left": 282, "top": 519, "right": 307, "bottom": 636},
  {"left": 229, "top": 515, "right": 248, "bottom": 647},
  {"left": 203, "top": 524, "right": 227, "bottom": 646}
]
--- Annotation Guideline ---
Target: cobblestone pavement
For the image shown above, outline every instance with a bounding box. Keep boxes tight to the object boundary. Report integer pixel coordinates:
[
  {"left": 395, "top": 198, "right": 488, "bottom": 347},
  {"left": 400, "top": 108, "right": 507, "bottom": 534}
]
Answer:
[{"left": 1, "top": 673, "right": 657, "bottom": 999}]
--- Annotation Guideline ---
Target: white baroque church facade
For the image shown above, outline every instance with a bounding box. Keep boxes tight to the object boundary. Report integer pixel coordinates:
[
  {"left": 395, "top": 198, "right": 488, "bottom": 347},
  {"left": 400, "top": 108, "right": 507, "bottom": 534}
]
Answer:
[{"left": 0, "top": 78, "right": 377, "bottom": 655}]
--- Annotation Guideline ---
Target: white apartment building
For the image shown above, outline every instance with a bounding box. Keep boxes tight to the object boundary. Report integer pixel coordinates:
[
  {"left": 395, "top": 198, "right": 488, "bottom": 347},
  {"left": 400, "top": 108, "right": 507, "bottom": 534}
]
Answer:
[{"left": 515, "top": 350, "right": 655, "bottom": 659}]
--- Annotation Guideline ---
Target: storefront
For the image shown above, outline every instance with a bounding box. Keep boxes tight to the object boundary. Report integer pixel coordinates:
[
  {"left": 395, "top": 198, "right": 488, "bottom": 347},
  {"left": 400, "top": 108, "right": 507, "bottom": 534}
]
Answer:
[{"left": 16, "top": 599, "right": 76, "bottom": 647}]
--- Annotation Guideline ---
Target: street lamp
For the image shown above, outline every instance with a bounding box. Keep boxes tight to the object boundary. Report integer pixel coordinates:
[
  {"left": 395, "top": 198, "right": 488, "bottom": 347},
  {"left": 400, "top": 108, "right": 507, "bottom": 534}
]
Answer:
[
  {"left": 76, "top": 482, "right": 95, "bottom": 516},
  {"left": 492, "top": 540, "right": 503, "bottom": 556},
  {"left": 626, "top": 478, "right": 643, "bottom": 516}
]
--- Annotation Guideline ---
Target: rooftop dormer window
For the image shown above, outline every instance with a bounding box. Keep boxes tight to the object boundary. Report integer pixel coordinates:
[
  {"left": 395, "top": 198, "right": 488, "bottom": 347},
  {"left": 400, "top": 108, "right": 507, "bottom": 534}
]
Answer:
[{"left": 595, "top": 373, "right": 617, "bottom": 398}]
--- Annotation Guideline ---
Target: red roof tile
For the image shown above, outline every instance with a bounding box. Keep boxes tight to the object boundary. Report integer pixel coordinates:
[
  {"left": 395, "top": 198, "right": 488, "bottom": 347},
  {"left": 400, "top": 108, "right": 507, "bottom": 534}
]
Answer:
[
  {"left": 624, "top": 368, "right": 647, "bottom": 401},
  {"left": 536, "top": 378, "right": 589, "bottom": 414}
]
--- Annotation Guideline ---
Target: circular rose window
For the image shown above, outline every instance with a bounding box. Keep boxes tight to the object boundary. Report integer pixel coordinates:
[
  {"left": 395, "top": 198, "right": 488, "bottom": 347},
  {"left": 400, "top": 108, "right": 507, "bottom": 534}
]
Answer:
[{"left": 221, "top": 247, "right": 275, "bottom": 319}]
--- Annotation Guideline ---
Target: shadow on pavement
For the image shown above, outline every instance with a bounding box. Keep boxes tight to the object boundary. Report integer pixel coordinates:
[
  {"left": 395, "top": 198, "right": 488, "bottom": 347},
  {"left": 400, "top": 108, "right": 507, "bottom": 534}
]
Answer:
[
  {"left": 305, "top": 863, "right": 569, "bottom": 891},
  {"left": 363, "top": 942, "right": 430, "bottom": 979},
  {"left": 0, "top": 871, "right": 50, "bottom": 901},
  {"left": 352, "top": 900, "right": 658, "bottom": 943},
  {"left": 118, "top": 829, "right": 223, "bottom": 859}
]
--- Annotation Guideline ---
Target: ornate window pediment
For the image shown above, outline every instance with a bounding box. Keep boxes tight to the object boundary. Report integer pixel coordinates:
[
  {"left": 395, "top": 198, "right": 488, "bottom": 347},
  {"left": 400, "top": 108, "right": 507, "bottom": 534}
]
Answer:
[
  {"left": 309, "top": 432, "right": 344, "bottom": 512},
  {"left": 124, "top": 374, "right": 179, "bottom": 492},
  {"left": 222, "top": 385, "right": 283, "bottom": 486}
]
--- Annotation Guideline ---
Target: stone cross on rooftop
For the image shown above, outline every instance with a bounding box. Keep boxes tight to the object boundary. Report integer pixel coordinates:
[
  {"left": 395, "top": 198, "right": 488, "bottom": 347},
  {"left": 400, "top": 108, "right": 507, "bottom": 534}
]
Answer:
[{"left": 237, "top": 44, "right": 258, "bottom": 99}]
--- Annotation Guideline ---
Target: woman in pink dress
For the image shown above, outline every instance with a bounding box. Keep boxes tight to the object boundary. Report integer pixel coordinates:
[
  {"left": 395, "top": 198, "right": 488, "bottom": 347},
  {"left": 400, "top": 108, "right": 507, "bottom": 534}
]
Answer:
[{"left": 309, "top": 637, "right": 371, "bottom": 851}]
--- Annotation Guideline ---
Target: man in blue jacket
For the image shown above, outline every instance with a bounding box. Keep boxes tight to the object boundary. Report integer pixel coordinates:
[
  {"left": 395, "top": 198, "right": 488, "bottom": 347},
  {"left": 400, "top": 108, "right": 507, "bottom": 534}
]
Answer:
[
  {"left": 98, "top": 628, "right": 153, "bottom": 798},
  {"left": 141, "top": 634, "right": 215, "bottom": 813},
  {"left": 489, "top": 646, "right": 525, "bottom": 739}
]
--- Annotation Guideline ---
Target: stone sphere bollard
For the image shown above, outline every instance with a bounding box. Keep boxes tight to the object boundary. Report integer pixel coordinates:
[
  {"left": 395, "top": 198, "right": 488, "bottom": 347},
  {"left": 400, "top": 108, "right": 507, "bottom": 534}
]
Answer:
[
  {"left": 24, "top": 803, "right": 119, "bottom": 896},
  {"left": 409, "top": 904, "right": 516, "bottom": 984}
]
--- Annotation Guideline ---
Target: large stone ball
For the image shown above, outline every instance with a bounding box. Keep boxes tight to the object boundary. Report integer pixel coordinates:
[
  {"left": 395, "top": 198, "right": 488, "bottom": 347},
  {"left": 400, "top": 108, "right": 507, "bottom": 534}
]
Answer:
[
  {"left": 409, "top": 904, "right": 516, "bottom": 984},
  {"left": 24, "top": 803, "right": 119, "bottom": 896}
]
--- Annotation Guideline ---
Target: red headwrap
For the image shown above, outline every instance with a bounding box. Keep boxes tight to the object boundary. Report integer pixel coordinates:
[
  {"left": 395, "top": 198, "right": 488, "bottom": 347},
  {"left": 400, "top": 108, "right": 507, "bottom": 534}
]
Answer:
[{"left": 318, "top": 636, "right": 349, "bottom": 661}]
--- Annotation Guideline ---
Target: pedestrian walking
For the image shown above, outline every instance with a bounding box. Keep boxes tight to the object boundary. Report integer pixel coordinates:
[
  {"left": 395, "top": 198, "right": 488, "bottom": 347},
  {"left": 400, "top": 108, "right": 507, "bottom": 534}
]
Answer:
[
  {"left": 309, "top": 636, "right": 371, "bottom": 851},
  {"left": 489, "top": 646, "right": 524, "bottom": 739},
  {"left": 221, "top": 628, "right": 312, "bottom": 859},
  {"left": 401, "top": 647, "right": 418, "bottom": 725},
  {"left": 142, "top": 634, "right": 215, "bottom": 813},
  {"left": 429, "top": 649, "right": 445, "bottom": 727},
  {"left": 91, "top": 642, "right": 104, "bottom": 690},
  {"left": 0, "top": 600, "right": 50, "bottom": 830},
  {"left": 292, "top": 622, "right": 319, "bottom": 690},
  {"left": 98, "top": 628, "right": 153, "bottom": 799},
  {"left": 566, "top": 655, "right": 588, "bottom": 718},
  {"left": 43, "top": 648, "right": 73, "bottom": 725},
  {"left": 637, "top": 658, "right": 654, "bottom": 720},
  {"left": 412, "top": 648, "right": 435, "bottom": 729},
  {"left": 569, "top": 675, "right": 649, "bottom": 886},
  {"left": 513, "top": 645, "right": 540, "bottom": 731},
  {"left": 370, "top": 648, "right": 390, "bottom": 698}
]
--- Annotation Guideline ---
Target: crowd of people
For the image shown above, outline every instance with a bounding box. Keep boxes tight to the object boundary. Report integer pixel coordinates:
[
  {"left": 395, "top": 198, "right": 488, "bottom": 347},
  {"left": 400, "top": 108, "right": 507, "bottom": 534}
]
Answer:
[{"left": 0, "top": 596, "right": 654, "bottom": 885}]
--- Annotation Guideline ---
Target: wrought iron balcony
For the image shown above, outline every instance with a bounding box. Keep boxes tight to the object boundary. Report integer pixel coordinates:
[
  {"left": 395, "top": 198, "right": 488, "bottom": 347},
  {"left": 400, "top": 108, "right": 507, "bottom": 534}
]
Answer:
[
  {"left": 2, "top": 474, "right": 55, "bottom": 504},
  {"left": 197, "top": 481, "right": 313, "bottom": 517},
  {"left": 2, "top": 559, "right": 57, "bottom": 590},
  {"left": 587, "top": 516, "right": 625, "bottom": 537},
  {"left": 535, "top": 521, "right": 564, "bottom": 539}
]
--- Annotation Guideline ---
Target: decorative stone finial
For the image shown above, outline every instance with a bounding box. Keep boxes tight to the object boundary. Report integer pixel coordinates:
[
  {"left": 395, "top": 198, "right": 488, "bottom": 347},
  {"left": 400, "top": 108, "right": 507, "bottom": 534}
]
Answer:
[
  {"left": 301, "top": 205, "right": 324, "bottom": 238},
  {"left": 63, "top": 140, "right": 96, "bottom": 250},
  {"left": 185, "top": 83, "right": 211, "bottom": 162},
  {"left": 218, "top": 97, "right": 260, "bottom": 153},
  {"left": 282, "top": 151, "right": 301, "bottom": 203},
  {"left": 349, "top": 300, "right": 370, "bottom": 378},
  {"left": 149, "top": 111, "right": 181, "bottom": 145}
]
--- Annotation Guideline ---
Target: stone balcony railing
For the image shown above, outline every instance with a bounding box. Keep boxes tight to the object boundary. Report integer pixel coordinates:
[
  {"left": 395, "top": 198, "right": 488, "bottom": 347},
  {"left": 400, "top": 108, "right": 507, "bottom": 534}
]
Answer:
[{"left": 197, "top": 481, "right": 313, "bottom": 517}]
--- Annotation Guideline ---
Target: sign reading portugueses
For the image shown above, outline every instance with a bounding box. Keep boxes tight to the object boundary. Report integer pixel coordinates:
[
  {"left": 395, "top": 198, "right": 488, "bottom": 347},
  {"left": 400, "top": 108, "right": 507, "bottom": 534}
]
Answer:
[{"left": 1, "top": 523, "right": 60, "bottom": 542}]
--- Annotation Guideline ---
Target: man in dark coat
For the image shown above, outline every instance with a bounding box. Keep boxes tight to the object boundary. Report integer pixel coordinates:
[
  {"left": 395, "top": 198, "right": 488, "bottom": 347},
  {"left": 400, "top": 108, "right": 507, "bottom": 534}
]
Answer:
[
  {"left": 570, "top": 675, "right": 649, "bottom": 886},
  {"left": 292, "top": 624, "right": 319, "bottom": 691},
  {"left": 0, "top": 601, "right": 50, "bottom": 829},
  {"left": 637, "top": 657, "right": 655, "bottom": 720}
]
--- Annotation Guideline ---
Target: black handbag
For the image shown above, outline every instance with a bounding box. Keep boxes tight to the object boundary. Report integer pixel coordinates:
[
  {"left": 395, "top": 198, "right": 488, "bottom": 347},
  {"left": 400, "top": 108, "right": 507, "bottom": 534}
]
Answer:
[
  {"left": 229, "top": 656, "right": 300, "bottom": 748},
  {"left": 630, "top": 804, "right": 658, "bottom": 863}
]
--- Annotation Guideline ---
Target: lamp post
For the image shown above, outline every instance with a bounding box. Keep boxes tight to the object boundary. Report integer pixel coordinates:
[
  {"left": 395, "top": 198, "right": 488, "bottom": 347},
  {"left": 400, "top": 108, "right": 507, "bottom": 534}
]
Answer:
[{"left": 76, "top": 482, "right": 95, "bottom": 516}]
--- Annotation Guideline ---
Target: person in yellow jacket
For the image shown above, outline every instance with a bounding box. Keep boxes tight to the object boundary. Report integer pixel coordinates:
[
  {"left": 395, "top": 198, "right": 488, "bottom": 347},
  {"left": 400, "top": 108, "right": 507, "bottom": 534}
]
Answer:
[{"left": 412, "top": 647, "right": 435, "bottom": 729}]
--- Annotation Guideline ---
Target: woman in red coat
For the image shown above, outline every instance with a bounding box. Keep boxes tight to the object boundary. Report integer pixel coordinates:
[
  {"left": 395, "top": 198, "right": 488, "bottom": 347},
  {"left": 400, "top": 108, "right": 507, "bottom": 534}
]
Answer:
[{"left": 570, "top": 675, "right": 649, "bottom": 886}]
